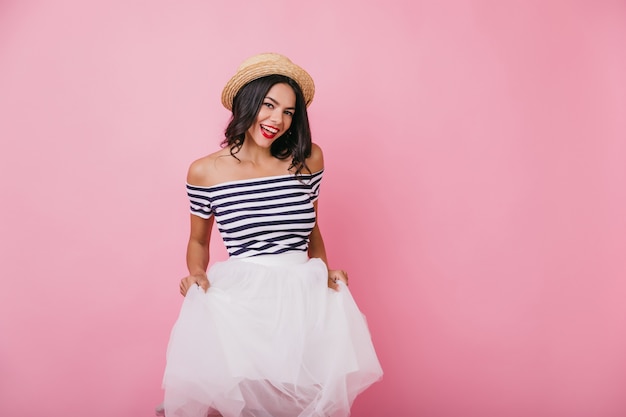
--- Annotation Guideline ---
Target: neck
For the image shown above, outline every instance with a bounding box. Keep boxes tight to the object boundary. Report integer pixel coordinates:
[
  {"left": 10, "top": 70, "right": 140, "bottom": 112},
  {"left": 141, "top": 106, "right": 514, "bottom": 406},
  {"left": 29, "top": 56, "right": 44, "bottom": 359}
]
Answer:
[{"left": 236, "top": 138, "right": 274, "bottom": 165}]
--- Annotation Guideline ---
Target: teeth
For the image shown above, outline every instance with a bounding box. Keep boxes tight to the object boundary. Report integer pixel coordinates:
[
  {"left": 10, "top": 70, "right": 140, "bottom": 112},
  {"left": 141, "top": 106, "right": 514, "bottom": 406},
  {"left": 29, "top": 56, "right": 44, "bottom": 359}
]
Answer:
[{"left": 262, "top": 125, "right": 278, "bottom": 134}]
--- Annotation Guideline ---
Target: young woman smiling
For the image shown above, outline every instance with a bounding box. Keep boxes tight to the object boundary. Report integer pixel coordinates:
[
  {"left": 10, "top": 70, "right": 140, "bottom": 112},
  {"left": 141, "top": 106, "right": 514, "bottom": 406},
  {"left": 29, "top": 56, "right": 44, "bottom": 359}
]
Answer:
[{"left": 158, "top": 53, "right": 382, "bottom": 417}]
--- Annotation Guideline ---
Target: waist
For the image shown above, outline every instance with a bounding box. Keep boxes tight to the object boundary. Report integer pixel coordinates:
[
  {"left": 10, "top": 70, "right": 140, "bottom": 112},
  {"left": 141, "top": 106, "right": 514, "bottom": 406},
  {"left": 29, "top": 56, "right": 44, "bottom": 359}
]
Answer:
[{"left": 234, "top": 252, "right": 309, "bottom": 266}]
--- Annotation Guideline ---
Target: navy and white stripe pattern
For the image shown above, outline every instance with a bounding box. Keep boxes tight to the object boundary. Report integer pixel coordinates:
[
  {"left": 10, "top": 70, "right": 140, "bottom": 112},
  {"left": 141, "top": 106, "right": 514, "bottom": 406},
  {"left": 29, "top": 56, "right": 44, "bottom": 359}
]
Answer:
[{"left": 187, "top": 170, "right": 323, "bottom": 258}]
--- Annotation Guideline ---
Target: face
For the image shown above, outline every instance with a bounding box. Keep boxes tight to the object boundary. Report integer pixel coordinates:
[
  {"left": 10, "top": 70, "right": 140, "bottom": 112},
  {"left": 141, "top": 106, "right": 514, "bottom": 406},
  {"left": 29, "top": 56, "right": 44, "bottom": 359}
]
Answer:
[{"left": 246, "top": 82, "right": 296, "bottom": 149}]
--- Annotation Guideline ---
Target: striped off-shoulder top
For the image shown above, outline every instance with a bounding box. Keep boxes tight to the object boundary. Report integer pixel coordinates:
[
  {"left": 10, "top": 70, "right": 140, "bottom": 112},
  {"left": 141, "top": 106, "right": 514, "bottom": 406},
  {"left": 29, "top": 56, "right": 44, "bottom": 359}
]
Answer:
[{"left": 186, "top": 170, "right": 323, "bottom": 258}]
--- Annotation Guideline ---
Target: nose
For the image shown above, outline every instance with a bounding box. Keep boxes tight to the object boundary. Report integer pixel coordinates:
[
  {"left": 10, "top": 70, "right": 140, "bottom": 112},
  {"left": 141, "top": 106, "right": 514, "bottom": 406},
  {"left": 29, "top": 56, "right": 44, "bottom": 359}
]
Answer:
[{"left": 269, "top": 108, "right": 283, "bottom": 125}]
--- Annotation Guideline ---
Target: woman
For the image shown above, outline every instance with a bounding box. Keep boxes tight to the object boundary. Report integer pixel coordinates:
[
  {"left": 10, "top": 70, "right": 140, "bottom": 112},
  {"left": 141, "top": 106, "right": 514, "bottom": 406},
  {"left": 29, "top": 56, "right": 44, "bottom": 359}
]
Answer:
[{"left": 159, "top": 53, "right": 382, "bottom": 417}]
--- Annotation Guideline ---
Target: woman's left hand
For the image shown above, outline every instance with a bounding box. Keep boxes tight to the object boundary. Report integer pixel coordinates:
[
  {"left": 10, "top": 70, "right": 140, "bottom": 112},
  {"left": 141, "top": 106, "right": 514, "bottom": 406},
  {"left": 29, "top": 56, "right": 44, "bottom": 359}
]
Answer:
[{"left": 328, "top": 269, "right": 349, "bottom": 291}]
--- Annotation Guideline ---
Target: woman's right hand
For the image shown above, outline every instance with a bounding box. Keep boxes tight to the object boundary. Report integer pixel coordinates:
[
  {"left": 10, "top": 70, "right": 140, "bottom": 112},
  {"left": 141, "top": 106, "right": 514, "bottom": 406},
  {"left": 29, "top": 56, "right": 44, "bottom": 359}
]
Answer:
[{"left": 179, "top": 273, "right": 209, "bottom": 296}]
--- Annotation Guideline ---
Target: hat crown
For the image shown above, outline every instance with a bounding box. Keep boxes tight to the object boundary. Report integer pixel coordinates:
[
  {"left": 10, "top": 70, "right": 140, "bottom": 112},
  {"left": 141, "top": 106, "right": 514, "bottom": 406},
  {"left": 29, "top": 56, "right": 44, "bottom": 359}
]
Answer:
[{"left": 238, "top": 53, "right": 292, "bottom": 71}]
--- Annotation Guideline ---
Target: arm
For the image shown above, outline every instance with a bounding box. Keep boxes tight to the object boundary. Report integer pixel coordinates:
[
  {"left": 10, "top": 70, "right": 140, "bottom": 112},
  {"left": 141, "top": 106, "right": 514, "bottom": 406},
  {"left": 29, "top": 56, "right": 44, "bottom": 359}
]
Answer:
[
  {"left": 309, "top": 200, "right": 349, "bottom": 292},
  {"left": 306, "top": 144, "right": 328, "bottom": 264},
  {"left": 179, "top": 214, "right": 214, "bottom": 296},
  {"left": 179, "top": 159, "right": 215, "bottom": 296},
  {"left": 308, "top": 202, "right": 328, "bottom": 264},
  {"left": 306, "top": 143, "right": 349, "bottom": 291}
]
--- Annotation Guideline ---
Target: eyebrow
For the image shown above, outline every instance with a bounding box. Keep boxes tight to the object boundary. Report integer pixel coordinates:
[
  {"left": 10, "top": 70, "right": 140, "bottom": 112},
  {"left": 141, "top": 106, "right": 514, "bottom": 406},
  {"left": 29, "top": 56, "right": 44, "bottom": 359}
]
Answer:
[{"left": 265, "top": 96, "right": 296, "bottom": 111}]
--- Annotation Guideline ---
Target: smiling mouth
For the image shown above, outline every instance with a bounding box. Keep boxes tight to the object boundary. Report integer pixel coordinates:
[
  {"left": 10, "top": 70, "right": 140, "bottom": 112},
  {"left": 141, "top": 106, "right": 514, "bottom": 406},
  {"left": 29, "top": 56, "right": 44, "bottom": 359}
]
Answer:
[{"left": 260, "top": 124, "right": 279, "bottom": 139}]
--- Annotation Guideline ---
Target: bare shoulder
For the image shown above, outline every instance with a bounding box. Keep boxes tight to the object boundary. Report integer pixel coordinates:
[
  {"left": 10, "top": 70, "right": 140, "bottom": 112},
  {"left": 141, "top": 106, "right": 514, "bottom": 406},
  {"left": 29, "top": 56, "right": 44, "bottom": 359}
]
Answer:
[
  {"left": 187, "top": 148, "right": 231, "bottom": 186},
  {"left": 306, "top": 143, "right": 324, "bottom": 173}
]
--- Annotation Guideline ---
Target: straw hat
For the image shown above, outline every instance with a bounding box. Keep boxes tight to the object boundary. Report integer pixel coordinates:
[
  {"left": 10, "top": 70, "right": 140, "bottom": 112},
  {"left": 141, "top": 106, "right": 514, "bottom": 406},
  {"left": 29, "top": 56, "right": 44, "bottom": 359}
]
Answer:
[{"left": 221, "top": 53, "right": 315, "bottom": 111}]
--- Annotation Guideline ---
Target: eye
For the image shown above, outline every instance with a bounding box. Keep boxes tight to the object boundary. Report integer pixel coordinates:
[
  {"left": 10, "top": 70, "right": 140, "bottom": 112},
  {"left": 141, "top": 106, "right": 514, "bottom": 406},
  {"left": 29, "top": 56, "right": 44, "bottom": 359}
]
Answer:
[
  {"left": 284, "top": 110, "right": 294, "bottom": 117},
  {"left": 263, "top": 102, "right": 274, "bottom": 109}
]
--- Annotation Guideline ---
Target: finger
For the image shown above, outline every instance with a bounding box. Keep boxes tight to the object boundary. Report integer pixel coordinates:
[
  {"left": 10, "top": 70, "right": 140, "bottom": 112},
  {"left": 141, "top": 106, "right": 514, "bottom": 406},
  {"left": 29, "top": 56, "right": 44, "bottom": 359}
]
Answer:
[
  {"left": 180, "top": 278, "right": 191, "bottom": 296},
  {"left": 328, "top": 278, "right": 340, "bottom": 292}
]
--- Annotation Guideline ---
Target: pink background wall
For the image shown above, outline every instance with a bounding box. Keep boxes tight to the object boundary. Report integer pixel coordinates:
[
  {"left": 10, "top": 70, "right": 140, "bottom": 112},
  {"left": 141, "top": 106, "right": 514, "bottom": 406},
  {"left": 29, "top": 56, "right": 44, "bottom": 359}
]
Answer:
[{"left": 1, "top": 1, "right": 625, "bottom": 416}]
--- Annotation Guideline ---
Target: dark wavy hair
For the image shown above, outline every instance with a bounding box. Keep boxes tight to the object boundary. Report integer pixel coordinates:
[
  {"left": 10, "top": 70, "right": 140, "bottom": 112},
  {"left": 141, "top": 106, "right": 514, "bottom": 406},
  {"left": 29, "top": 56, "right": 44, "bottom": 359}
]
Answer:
[{"left": 222, "top": 75, "right": 312, "bottom": 176}]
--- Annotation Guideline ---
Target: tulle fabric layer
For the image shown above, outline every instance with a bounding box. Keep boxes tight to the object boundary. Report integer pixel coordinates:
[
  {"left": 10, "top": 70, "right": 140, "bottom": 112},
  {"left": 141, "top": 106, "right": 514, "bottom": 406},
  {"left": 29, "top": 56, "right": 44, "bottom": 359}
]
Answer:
[{"left": 161, "top": 253, "right": 382, "bottom": 417}]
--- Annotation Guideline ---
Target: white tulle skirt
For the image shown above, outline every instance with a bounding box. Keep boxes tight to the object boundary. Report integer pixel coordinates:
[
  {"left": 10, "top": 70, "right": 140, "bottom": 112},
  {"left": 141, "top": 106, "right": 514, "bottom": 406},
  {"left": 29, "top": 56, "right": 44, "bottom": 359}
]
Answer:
[{"left": 161, "top": 252, "right": 382, "bottom": 417}]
